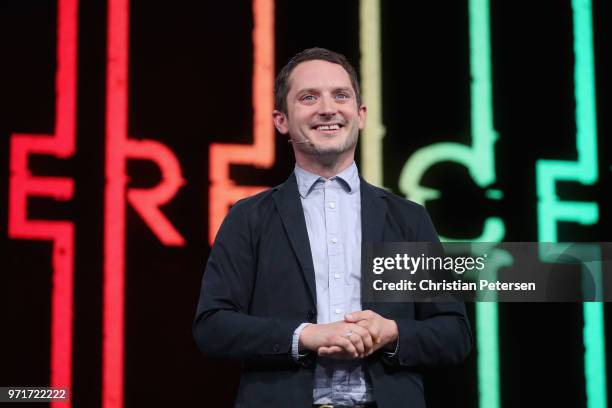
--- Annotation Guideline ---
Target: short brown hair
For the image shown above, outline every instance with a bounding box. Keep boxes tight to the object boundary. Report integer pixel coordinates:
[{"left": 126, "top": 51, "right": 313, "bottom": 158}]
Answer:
[{"left": 274, "top": 47, "right": 362, "bottom": 114}]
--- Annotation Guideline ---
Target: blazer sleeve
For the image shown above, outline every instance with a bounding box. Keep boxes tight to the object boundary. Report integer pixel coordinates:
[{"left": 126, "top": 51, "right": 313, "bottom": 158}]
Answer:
[
  {"left": 387, "top": 206, "right": 473, "bottom": 367},
  {"left": 193, "top": 201, "right": 302, "bottom": 362}
]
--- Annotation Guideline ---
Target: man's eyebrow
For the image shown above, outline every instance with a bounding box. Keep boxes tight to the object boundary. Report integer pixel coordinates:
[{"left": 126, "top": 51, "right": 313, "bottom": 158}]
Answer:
[
  {"left": 295, "top": 88, "right": 320, "bottom": 96},
  {"left": 295, "top": 87, "right": 353, "bottom": 96},
  {"left": 333, "top": 87, "right": 353, "bottom": 94}
]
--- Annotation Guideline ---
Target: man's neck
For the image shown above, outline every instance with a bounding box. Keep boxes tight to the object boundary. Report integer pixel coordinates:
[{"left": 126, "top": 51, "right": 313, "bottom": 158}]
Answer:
[{"left": 294, "top": 154, "right": 355, "bottom": 179}]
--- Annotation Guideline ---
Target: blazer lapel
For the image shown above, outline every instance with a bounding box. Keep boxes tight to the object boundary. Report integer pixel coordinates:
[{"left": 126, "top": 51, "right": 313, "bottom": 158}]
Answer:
[
  {"left": 272, "top": 173, "right": 317, "bottom": 306},
  {"left": 360, "top": 178, "right": 388, "bottom": 311},
  {"left": 360, "top": 178, "right": 387, "bottom": 243}
]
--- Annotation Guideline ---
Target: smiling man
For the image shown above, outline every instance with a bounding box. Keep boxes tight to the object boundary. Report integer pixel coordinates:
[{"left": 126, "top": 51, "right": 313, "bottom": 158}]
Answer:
[
  {"left": 273, "top": 57, "right": 364, "bottom": 173},
  {"left": 194, "top": 48, "right": 472, "bottom": 408}
]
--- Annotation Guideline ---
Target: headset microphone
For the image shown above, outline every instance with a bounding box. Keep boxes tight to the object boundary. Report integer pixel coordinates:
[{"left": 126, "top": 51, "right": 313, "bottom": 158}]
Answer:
[{"left": 288, "top": 138, "right": 312, "bottom": 145}]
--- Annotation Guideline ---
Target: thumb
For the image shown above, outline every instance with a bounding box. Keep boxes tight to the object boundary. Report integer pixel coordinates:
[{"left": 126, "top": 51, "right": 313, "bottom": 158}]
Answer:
[
  {"left": 344, "top": 313, "right": 356, "bottom": 322},
  {"left": 345, "top": 312, "right": 364, "bottom": 322}
]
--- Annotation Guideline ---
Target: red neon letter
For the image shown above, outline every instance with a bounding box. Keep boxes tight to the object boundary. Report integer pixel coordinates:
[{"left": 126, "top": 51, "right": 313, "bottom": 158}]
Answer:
[
  {"left": 8, "top": 1, "right": 78, "bottom": 406},
  {"left": 208, "top": 0, "right": 276, "bottom": 245},
  {"left": 104, "top": 0, "right": 185, "bottom": 407}
]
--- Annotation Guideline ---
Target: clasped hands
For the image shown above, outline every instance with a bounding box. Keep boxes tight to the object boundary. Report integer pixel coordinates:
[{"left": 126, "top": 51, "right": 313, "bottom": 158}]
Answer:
[{"left": 299, "top": 310, "right": 398, "bottom": 359}]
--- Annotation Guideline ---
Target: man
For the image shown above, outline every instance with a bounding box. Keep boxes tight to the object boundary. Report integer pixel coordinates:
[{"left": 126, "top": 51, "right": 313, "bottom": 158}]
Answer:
[{"left": 194, "top": 48, "right": 472, "bottom": 408}]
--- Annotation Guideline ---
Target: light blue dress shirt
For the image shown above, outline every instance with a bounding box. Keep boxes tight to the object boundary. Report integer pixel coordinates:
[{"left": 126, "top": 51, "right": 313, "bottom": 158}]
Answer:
[{"left": 291, "top": 162, "right": 374, "bottom": 405}]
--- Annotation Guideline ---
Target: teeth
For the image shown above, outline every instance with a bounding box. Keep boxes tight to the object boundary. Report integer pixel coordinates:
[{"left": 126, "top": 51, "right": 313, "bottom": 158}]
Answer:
[{"left": 317, "top": 124, "right": 340, "bottom": 130}]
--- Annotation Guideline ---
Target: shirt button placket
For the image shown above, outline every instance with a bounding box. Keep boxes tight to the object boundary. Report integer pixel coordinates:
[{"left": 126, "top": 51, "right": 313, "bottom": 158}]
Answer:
[{"left": 325, "top": 184, "right": 343, "bottom": 322}]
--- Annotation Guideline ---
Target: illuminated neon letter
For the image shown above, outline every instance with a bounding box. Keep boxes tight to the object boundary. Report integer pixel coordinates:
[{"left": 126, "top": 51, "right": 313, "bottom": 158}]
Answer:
[
  {"left": 8, "top": 1, "right": 78, "bottom": 407},
  {"left": 536, "top": 1, "right": 605, "bottom": 407},
  {"left": 208, "top": 0, "right": 276, "bottom": 245},
  {"left": 398, "top": 0, "right": 504, "bottom": 244},
  {"left": 104, "top": 0, "right": 185, "bottom": 407},
  {"left": 359, "top": 0, "right": 384, "bottom": 187},
  {"left": 395, "top": 1, "right": 504, "bottom": 407}
]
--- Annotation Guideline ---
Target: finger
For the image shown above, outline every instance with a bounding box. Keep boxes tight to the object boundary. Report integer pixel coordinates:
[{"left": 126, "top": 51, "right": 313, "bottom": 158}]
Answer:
[
  {"left": 351, "top": 325, "right": 373, "bottom": 349},
  {"left": 345, "top": 310, "right": 376, "bottom": 323},
  {"left": 327, "top": 346, "right": 343, "bottom": 353},
  {"left": 342, "top": 327, "right": 364, "bottom": 356},
  {"left": 355, "top": 320, "right": 380, "bottom": 344},
  {"left": 370, "top": 326, "right": 381, "bottom": 344},
  {"left": 344, "top": 313, "right": 357, "bottom": 322},
  {"left": 356, "top": 320, "right": 372, "bottom": 330},
  {"left": 319, "top": 346, "right": 354, "bottom": 359},
  {"left": 318, "top": 346, "right": 331, "bottom": 356},
  {"left": 318, "top": 345, "right": 342, "bottom": 356},
  {"left": 337, "top": 336, "right": 359, "bottom": 358},
  {"left": 348, "top": 331, "right": 365, "bottom": 356},
  {"left": 358, "top": 316, "right": 383, "bottom": 341},
  {"left": 352, "top": 325, "right": 374, "bottom": 354},
  {"left": 344, "top": 311, "right": 366, "bottom": 322}
]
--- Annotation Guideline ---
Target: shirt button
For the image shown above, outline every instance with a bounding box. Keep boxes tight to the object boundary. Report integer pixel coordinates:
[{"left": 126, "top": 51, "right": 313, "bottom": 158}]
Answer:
[
  {"left": 334, "top": 273, "right": 340, "bottom": 279},
  {"left": 331, "top": 237, "right": 338, "bottom": 244},
  {"left": 335, "top": 308, "right": 342, "bottom": 314},
  {"left": 329, "top": 202, "right": 336, "bottom": 209}
]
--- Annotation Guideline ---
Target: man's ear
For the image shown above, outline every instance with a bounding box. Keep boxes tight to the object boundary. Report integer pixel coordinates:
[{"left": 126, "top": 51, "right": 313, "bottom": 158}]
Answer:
[
  {"left": 273, "top": 110, "right": 289, "bottom": 135},
  {"left": 358, "top": 104, "right": 367, "bottom": 130}
]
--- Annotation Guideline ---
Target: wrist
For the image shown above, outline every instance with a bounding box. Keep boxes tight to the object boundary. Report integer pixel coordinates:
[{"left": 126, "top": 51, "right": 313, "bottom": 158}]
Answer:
[
  {"left": 299, "top": 323, "right": 315, "bottom": 351},
  {"left": 385, "top": 319, "right": 398, "bottom": 347}
]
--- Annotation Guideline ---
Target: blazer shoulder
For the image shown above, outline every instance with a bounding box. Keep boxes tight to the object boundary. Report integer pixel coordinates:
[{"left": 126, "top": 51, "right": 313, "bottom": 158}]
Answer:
[
  {"left": 230, "top": 187, "right": 277, "bottom": 214},
  {"left": 222, "top": 178, "right": 288, "bottom": 223},
  {"left": 212, "top": 184, "right": 282, "bottom": 248}
]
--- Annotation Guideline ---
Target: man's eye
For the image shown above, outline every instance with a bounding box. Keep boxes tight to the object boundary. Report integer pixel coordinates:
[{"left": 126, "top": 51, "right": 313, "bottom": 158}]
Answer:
[
  {"left": 336, "top": 93, "right": 349, "bottom": 99},
  {"left": 301, "top": 95, "right": 315, "bottom": 101}
]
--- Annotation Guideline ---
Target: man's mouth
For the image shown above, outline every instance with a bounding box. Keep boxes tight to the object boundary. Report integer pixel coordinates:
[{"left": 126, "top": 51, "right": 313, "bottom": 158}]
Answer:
[{"left": 312, "top": 123, "right": 344, "bottom": 134}]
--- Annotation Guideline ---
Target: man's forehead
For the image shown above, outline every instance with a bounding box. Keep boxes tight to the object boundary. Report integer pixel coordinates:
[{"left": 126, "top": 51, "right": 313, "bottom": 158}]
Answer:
[{"left": 288, "top": 60, "right": 353, "bottom": 92}]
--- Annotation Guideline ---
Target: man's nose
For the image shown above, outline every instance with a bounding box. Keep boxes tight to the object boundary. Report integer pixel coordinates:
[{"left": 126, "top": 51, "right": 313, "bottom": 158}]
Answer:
[{"left": 317, "top": 95, "right": 338, "bottom": 116}]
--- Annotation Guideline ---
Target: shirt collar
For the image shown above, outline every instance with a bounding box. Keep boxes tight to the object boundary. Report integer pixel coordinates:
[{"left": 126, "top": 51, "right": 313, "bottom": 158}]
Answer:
[{"left": 294, "top": 161, "right": 360, "bottom": 198}]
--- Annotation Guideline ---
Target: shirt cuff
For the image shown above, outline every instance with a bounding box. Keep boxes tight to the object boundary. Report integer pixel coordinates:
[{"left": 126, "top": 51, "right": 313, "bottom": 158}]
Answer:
[
  {"left": 291, "top": 322, "right": 312, "bottom": 361},
  {"left": 383, "top": 331, "right": 400, "bottom": 357}
]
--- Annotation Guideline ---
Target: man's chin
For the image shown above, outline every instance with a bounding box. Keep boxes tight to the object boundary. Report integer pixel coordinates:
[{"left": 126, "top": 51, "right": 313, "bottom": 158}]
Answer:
[
  {"left": 304, "top": 143, "right": 346, "bottom": 156},
  {"left": 307, "top": 145, "right": 358, "bottom": 161},
  {"left": 297, "top": 133, "right": 357, "bottom": 156}
]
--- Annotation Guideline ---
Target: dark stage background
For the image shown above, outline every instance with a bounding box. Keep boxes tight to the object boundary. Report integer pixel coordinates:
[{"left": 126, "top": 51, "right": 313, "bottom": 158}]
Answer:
[{"left": 1, "top": 0, "right": 611, "bottom": 407}]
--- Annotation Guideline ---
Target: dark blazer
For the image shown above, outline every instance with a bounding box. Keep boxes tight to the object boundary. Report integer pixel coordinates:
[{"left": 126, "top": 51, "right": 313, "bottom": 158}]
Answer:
[{"left": 194, "top": 173, "right": 472, "bottom": 408}]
